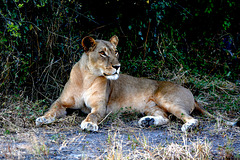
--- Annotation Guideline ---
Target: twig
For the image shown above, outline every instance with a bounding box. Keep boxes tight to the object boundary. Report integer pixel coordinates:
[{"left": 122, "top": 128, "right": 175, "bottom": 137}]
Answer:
[
  {"left": 0, "top": 115, "right": 23, "bottom": 132},
  {"left": 143, "top": 20, "right": 151, "bottom": 59},
  {"left": 0, "top": 11, "right": 41, "bottom": 31},
  {"left": 48, "top": 29, "right": 70, "bottom": 40},
  {"left": 98, "top": 111, "right": 112, "bottom": 125},
  {"left": 88, "top": 24, "right": 108, "bottom": 34}
]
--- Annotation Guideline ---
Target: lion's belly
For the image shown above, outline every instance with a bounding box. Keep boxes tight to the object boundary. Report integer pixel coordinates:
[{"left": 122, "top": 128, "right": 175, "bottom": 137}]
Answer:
[
  {"left": 106, "top": 74, "right": 159, "bottom": 113},
  {"left": 107, "top": 95, "right": 156, "bottom": 113}
]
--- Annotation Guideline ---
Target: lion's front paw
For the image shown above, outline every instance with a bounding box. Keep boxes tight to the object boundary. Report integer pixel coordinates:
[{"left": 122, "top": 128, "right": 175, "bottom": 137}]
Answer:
[
  {"left": 35, "top": 116, "right": 55, "bottom": 127},
  {"left": 181, "top": 119, "right": 198, "bottom": 132},
  {"left": 36, "top": 116, "right": 47, "bottom": 127},
  {"left": 80, "top": 121, "right": 98, "bottom": 132}
]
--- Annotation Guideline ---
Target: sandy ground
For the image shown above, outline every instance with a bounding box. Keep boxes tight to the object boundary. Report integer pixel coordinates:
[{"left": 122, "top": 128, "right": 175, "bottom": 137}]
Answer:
[{"left": 0, "top": 114, "right": 239, "bottom": 160}]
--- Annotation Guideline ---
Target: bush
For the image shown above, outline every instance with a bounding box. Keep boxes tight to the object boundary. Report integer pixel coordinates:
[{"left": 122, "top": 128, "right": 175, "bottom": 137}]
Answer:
[{"left": 0, "top": 0, "right": 239, "bottom": 100}]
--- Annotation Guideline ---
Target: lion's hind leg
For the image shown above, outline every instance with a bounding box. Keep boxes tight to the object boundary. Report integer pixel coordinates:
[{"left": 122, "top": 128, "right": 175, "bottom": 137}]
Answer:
[
  {"left": 171, "top": 107, "right": 199, "bottom": 132},
  {"left": 138, "top": 105, "right": 169, "bottom": 128}
]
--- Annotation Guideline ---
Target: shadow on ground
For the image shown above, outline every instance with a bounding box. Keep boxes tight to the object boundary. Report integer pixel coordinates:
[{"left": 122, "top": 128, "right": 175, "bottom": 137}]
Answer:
[{"left": 0, "top": 114, "right": 239, "bottom": 159}]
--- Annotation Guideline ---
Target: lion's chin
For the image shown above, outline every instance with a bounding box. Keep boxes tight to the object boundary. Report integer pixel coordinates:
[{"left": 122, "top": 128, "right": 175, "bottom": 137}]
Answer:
[{"left": 105, "top": 74, "right": 119, "bottom": 80}]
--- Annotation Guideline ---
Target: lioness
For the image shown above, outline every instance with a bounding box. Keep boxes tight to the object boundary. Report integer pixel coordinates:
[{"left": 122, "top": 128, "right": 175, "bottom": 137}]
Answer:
[{"left": 36, "top": 35, "right": 239, "bottom": 132}]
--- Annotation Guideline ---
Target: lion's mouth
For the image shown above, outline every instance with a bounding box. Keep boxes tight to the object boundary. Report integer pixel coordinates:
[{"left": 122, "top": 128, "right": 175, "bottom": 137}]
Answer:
[
  {"left": 103, "top": 72, "right": 119, "bottom": 80},
  {"left": 102, "top": 66, "right": 120, "bottom": 80},
  {"left": 103, "top": 72, "right": 118, "bottom": 76}
]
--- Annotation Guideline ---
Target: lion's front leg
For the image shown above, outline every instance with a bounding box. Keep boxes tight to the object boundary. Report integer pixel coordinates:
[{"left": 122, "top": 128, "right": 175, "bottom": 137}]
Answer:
[
  {"left": 81, "top": 99, "right": 106, "bottom": 132},
  {"left": 36, "top": 99, "right": 67, "bottom": 127},
  {"left": 36, "top": 94, "right": 76, "bottom": 127},
  {"left": 80, "top": 112, "right": 100, "bottom": 132}
]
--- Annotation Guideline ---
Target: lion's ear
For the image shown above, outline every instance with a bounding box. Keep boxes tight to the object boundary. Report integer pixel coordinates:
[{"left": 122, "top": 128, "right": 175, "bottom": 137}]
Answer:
[
  {"left": 81, "top": 36, "right": 96, "bottom": 52},
  {"left": 110, "top": 35, "right": 119, "bottom": 46}
]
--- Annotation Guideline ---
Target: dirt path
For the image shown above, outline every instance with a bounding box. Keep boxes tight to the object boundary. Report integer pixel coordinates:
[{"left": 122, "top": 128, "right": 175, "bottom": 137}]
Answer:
[{"left": 0, "top": 115, "right": 239, "bottom": 160}]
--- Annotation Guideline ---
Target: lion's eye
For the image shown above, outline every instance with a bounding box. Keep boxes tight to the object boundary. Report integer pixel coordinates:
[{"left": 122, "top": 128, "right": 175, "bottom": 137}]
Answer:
[{"left": 99, "top": 51, "right": 107, "bottom": 57}]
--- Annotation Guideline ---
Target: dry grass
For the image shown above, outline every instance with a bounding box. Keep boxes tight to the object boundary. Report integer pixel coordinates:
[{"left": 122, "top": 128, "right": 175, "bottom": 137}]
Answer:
[
  {"left": 0, "top": 71, "right": 239, "bottom": 159},
  {"left": 101, "top": 128, "right": 214, "bottom": 160}
]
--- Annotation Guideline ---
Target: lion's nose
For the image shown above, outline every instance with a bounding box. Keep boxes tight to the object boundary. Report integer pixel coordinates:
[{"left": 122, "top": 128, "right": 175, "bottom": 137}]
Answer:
[{"left": 112, "top": 65, "right": 120, "bottom": 71}]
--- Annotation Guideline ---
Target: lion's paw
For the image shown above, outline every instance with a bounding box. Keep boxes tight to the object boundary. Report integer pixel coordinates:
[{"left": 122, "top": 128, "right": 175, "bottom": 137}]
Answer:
[
  {"left": 81, "top": 121, "right": 98, "bottom": 132},
  {"left": 35, "top": 116, "right": 55, "bottom": 127},
  {"left": 138, "top": 116, "right": 169, "bottom": 128},
  {"left": 181, "top": 119, "right": 198, "bottom": 132},
  {"left": 139, "top": 117, "right": 155, "bottom": 127}
]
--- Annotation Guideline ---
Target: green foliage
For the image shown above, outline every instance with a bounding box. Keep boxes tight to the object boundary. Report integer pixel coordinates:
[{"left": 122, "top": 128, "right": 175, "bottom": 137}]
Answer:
[
  {"left": 0, "top": 0, "right": 239, "bottom": 101},
  {"left": 7, "top": 22, "right": 21, "bottom": 37},
  {"left": 1, "top": 0, "right": 85, "bottom": 99}
]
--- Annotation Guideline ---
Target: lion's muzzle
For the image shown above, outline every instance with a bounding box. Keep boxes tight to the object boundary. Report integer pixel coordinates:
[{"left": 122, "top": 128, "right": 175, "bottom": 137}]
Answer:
[{"left": 103, "top": 64, "right": 120, "bottom": 80}]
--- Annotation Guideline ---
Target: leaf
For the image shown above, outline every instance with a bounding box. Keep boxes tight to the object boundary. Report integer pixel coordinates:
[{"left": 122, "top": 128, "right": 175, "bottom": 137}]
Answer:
[
  {"left": 18, "top": 4, "right": 24, "bottom": 8},
  {"left": 1, "top": 38, "right": 7, "bottom": 42},
  {"left": 29, "top": 24, "right": 33, "bottom": 30}
]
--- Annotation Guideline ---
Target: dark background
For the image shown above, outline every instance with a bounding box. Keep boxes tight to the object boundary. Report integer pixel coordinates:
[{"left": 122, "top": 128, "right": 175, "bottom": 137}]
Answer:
[{"left": 1, "top": 0, "right": 240, "bottom": 100}]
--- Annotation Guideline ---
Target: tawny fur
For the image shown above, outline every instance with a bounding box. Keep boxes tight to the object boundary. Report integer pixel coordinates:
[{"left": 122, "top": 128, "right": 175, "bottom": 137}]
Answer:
[{"left": 36, "top": 35, "right": 239, "bottom": 132}]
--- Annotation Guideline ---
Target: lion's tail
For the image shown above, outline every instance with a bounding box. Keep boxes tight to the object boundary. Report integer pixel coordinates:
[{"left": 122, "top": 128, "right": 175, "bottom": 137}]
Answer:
[{"left": 194, "top": 100, "right": 240, "bottom": 127}]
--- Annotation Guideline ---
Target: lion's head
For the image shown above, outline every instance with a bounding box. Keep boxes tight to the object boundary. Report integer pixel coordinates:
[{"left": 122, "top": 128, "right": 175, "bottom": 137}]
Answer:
[{"left": 81, "top": 35, "right": 120, "bottom": 80}]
